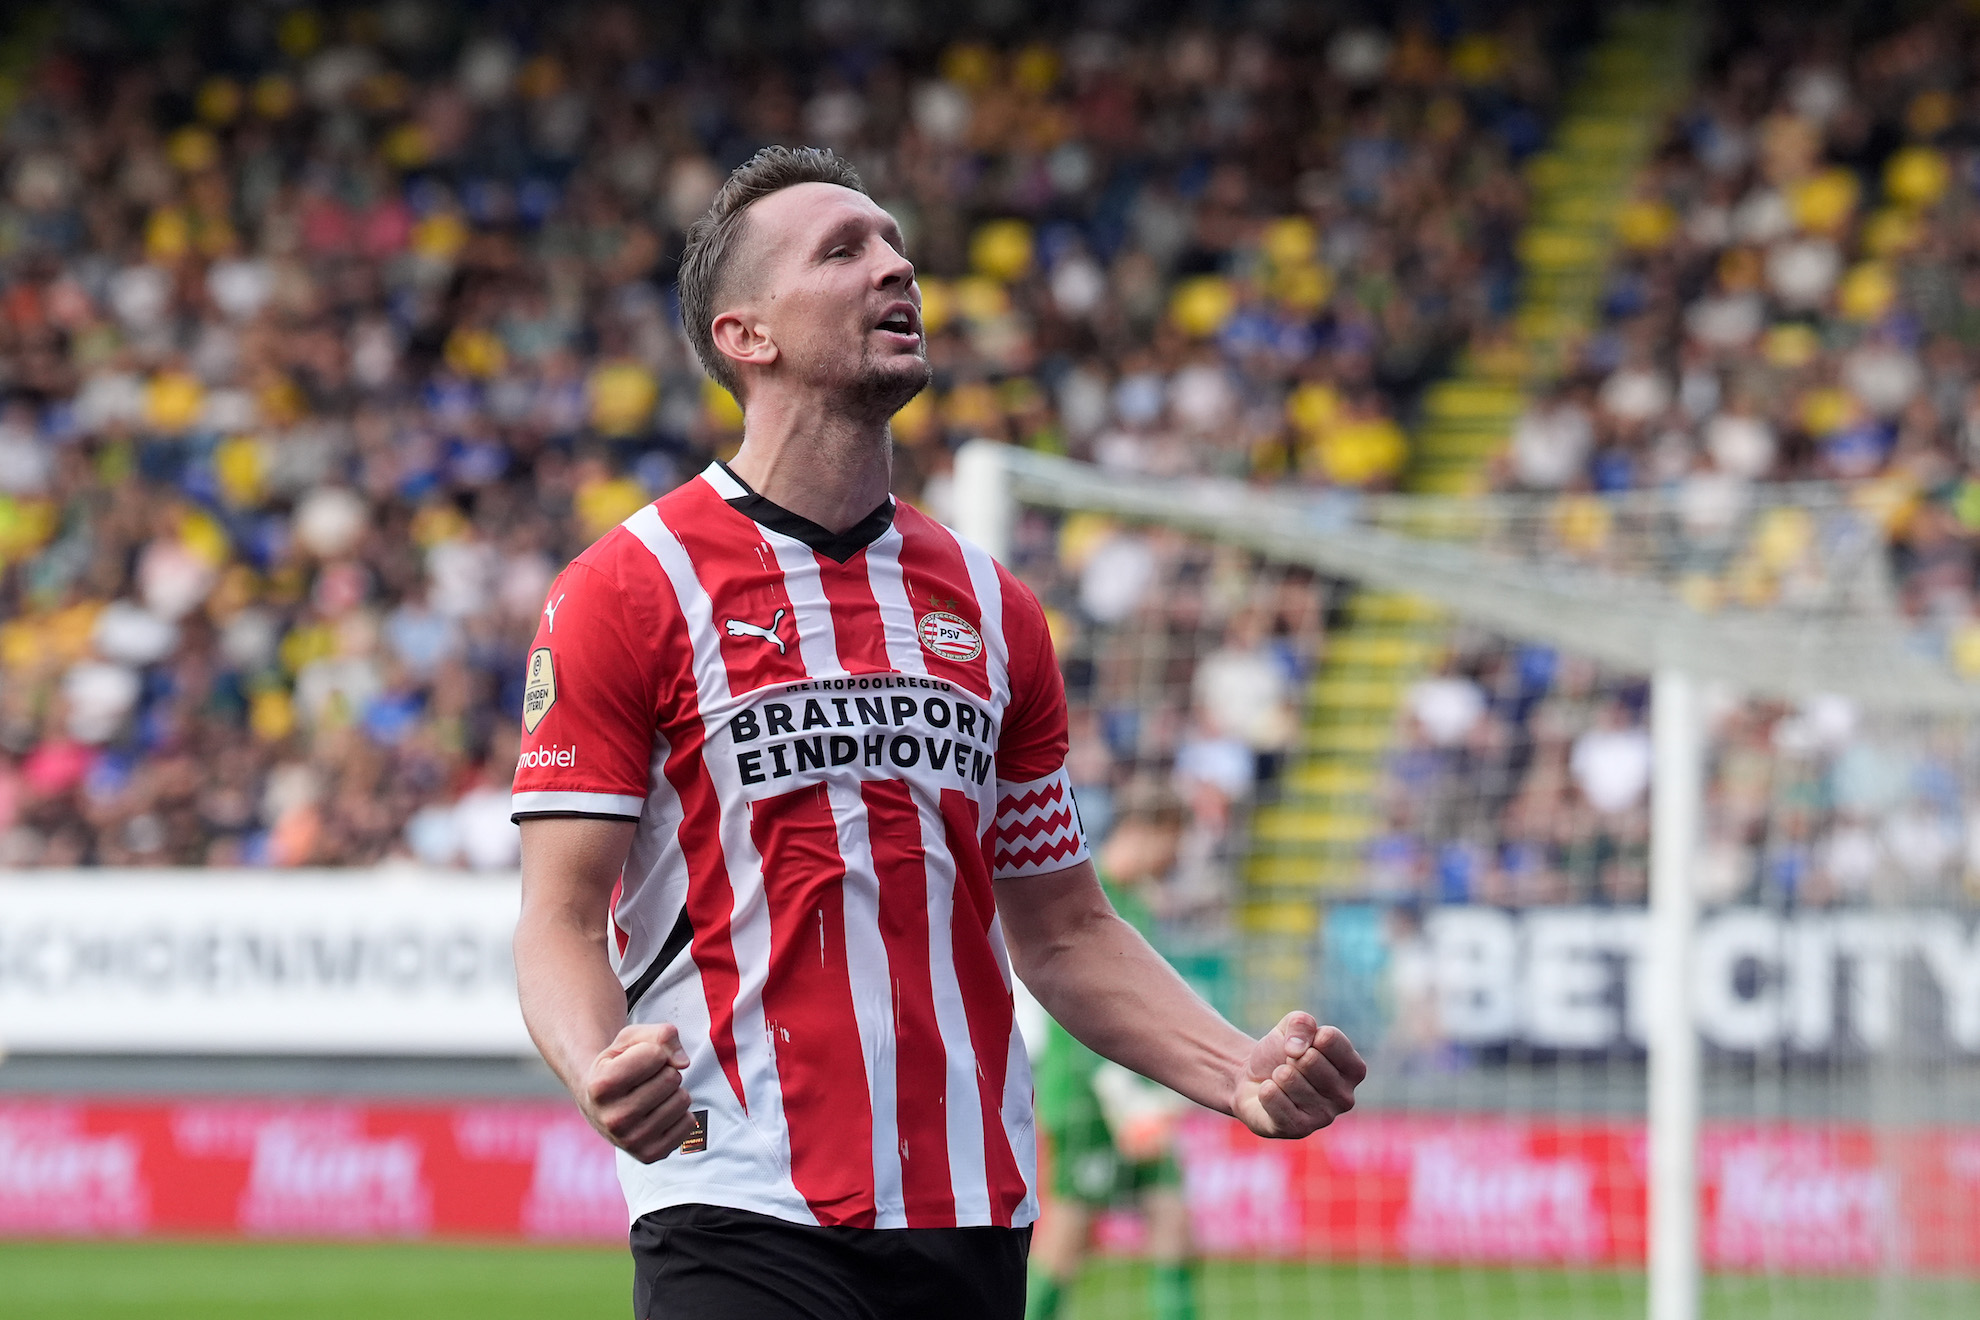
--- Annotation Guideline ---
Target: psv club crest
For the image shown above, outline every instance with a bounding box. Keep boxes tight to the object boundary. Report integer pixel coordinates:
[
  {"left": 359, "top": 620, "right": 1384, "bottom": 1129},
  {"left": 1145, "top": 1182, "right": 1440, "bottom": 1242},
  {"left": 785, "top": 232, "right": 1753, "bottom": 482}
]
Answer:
[{"left": 917, "top": 610, "right": 983, "bottom": 663}]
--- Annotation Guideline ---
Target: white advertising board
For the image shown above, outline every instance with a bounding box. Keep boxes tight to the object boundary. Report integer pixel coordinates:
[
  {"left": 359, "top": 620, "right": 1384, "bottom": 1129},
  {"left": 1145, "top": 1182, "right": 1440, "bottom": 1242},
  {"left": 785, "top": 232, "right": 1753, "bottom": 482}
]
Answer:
[
  {"left": 0, "top": 872, "right": 532, "bottom": 1055},
  {"left": 1426, "top": 906, "right": 1980, "bottom": 1054}
]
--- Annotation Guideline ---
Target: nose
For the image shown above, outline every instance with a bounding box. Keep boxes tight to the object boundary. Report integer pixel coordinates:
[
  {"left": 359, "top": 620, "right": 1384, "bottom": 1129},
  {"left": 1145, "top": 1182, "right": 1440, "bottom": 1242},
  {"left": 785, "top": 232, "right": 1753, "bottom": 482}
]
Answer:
[{"left": 873, "top": 244, "right": 914, "bottom": 291}]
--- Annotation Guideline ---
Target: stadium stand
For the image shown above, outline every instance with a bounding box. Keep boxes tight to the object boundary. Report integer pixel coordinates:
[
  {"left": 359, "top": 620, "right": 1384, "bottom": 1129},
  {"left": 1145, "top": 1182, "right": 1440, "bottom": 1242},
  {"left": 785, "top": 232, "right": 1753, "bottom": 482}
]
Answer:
[
  {"left": 0, "top": 2, "right": 1577, "bottom": 902},
  {"left": 1355, "top": 5, "right": 1980, "bottom": 918},
  {"left": 1225, "top": 8, "right": 1694, "bottom": 1025}
]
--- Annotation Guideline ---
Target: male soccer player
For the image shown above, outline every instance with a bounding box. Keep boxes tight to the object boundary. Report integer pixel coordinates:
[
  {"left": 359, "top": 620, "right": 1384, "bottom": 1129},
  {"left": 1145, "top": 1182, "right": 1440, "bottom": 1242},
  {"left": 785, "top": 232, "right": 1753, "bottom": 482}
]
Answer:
[{"left": 510, "top": 145, "right": 1365, "bottom": 1320}]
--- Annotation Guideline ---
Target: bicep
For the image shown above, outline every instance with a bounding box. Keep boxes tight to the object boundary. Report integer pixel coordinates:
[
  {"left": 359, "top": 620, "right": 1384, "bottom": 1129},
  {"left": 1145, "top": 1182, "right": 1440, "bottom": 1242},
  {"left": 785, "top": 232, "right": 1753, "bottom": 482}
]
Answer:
[
  {"left": 989, "top": 582, "right": 1093, "bottom": 881},
  {"left": 519, "top": 816, "right": 637, "bottom": 933},
  {"left": 995, "top": 858, "right": 1111, "bottom": 976}
]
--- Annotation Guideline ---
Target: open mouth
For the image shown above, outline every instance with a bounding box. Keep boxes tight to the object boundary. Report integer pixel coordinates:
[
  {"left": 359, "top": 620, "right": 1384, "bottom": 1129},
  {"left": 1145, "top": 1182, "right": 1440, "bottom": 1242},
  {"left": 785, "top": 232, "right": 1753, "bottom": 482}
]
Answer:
[{"left": 874, "top": 308, "right": 920, "bottom": 337}]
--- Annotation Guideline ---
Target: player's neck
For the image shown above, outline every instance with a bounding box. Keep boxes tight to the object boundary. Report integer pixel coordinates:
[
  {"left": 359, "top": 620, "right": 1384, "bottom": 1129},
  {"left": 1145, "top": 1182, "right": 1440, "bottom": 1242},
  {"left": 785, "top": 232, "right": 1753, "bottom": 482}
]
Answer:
[{"left": 727, "top": 402, "right": 893, "bottom": 533}]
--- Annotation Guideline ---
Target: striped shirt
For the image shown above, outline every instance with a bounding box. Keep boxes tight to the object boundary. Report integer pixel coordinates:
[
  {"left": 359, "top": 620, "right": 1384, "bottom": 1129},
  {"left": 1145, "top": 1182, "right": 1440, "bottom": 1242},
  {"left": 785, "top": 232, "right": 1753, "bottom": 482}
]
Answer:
[{"left": 511, "top": 461, "right": 1088, "bottom": 1231}]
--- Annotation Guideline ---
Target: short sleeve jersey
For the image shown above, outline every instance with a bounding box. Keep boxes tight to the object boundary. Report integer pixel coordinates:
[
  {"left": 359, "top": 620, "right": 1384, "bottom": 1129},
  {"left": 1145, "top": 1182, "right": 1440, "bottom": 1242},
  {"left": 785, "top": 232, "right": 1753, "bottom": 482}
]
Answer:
[{"left": 511, "top": 462, "right": 1089, "bottom": 1232}]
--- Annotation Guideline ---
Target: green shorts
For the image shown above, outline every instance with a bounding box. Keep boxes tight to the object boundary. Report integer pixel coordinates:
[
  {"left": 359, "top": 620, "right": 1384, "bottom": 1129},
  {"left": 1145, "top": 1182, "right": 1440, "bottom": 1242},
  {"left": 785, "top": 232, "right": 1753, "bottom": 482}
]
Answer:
[{"left": 1045, "top": 1107, "right": 1182, "bottom": 1207}]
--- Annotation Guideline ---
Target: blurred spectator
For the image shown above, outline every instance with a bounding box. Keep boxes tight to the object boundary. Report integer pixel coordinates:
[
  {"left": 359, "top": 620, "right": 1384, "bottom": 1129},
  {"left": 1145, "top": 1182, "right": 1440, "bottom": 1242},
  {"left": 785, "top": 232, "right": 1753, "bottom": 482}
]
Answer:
[
  {"left": 1569, "top": 701, "right": 1652, "bottom": 816},
  {"left": 1407, "top": 671, "right": 1488, "bottom": 748},
  {"left": 1192, "top": 610, "right": 1298, "bottom": 766},
  {"left": 0, "top": 1, "right": 1568, "bottom": 886}
]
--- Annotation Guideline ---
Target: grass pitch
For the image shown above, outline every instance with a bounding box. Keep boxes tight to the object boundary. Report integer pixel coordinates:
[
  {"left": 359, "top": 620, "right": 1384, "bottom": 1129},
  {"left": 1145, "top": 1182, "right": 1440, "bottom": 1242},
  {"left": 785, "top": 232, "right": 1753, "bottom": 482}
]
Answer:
[
  {"left": 2, "top": 1240, "right": 627, "bottom": 1319},
  {"left": 3, "top": 1242, "right": 1978, "bottom": 1318},
  {"left": 1077, "top": 1260, "right": 1980, "bottom": 1318}
]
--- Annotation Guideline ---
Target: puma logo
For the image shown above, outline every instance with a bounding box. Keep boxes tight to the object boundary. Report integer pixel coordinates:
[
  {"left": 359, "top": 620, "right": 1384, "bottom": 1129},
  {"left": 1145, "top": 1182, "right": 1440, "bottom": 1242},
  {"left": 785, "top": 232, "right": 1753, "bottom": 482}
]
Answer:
[{"left": 725, "top": 609, "right": 787, "bottom": 654}]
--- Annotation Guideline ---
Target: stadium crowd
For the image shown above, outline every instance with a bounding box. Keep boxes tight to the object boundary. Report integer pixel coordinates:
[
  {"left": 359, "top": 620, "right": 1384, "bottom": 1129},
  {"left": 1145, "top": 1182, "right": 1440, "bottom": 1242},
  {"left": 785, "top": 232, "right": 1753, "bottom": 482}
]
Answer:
[
  {"left": 0, "top": 1, "right": 1567, "bottom": 880},
  {"left": 1498, "top": 6, "right": 1980, "bottom": 596},
  {"left": 1386, "top": 637, "right": 1980, "bottom": 911},
  {"left": 1380, "top": 7, "right": 1980, "bottom": 913}
]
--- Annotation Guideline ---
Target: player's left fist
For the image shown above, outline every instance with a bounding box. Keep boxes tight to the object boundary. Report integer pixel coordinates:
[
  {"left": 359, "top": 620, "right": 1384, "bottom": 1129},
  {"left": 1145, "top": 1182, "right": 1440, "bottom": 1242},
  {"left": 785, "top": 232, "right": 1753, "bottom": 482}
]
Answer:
[{"left": 1231, "top": 1012, "right": 1366, "bottom": 1139}]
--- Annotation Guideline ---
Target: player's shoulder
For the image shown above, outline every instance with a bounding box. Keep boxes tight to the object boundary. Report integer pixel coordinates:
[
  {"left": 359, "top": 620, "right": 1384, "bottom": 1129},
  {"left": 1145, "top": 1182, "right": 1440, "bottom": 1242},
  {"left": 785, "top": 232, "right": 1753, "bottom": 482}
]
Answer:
[
  {"left": 894, "top": 501, "right": 1036, "bottom": 592},
  {"left": 652, "top": 466, "right": 730, "bottom": 521},
  {"left": 562, "top": 524, "right": 655, "bottom": 597},
  {"left": 564, "top": 473, "right": 728, "bottom": 590},
  {"left": 892, "top": 496, "right": 995, "bottom": 551},
  {"left": 899, "top": 500, "right": 1049, "bottom": 616}
]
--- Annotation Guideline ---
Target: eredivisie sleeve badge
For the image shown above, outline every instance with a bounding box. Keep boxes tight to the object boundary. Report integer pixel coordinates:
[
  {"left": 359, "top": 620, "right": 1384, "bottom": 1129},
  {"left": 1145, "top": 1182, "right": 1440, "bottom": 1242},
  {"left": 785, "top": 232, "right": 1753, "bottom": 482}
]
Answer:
[
  {"left": 917, "top": 610, "right": 983, "bottom": 662},
  {"left": 522, "top": 647, "right": 557, "bottom": 732}
]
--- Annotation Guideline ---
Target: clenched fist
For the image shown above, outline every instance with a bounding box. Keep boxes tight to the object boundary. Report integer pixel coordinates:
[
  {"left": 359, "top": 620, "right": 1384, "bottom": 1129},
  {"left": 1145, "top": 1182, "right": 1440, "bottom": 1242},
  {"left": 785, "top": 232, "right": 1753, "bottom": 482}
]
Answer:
[
  {"left": 579, "top": 1023, "right": 698, "bottom": 1163},
  {"left": 1231, "top": 1012, "right": 1366, "bottom": 1139}
]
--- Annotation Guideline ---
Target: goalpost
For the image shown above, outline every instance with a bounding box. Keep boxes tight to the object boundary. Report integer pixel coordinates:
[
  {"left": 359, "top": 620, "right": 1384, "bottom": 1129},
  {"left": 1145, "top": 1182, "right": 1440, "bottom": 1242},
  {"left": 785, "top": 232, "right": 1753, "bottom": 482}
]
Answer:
[
  {"left": 1646, "top": 665, "right": 1699, "bottom": 1320},
  {"left": 955, "top": 440, "right": 1980, "bottom": 1319}
]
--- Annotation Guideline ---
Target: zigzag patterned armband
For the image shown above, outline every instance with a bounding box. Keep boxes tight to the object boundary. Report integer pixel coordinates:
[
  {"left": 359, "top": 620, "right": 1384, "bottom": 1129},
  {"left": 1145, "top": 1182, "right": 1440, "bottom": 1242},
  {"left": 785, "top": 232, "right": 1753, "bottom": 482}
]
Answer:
[{"left": 991, "top": 766, "right": 1091, "bottom": 879}]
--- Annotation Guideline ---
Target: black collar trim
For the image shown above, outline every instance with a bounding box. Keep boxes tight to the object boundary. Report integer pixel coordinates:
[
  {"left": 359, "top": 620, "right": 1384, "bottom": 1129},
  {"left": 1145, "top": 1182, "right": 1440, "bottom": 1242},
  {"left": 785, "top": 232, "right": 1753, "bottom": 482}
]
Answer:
[{"left": 717, "top": 462, "right": 895, "bottom": 564}]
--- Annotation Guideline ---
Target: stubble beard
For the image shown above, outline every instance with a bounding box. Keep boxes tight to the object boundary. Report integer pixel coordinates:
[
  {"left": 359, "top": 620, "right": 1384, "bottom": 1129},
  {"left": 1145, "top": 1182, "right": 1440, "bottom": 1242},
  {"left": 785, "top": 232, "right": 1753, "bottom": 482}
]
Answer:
[{"left": 843, "top": 341, "right": 932, "bottom": 426}]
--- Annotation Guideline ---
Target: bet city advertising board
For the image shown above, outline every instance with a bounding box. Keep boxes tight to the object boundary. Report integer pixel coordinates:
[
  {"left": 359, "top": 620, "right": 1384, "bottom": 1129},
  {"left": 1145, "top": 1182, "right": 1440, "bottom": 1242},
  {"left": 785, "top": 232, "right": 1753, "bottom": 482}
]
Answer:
[
  {"left": 8, "top": 878, "right": 1979, "bottom": 1060},
  {"left": 1409, "top": 905, "right": 1980, "bottom": 1056},
  {"left": 3, "top": 1099, "right": 1979, "bottom": 1272}
]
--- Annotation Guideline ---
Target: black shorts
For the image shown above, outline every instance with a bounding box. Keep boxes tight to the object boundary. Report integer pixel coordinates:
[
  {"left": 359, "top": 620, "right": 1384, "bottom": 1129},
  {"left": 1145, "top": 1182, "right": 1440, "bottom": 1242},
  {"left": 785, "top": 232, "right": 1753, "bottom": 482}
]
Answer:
[{"left": 630, "top": 1204, "right": 1030, "bottom": 1320}]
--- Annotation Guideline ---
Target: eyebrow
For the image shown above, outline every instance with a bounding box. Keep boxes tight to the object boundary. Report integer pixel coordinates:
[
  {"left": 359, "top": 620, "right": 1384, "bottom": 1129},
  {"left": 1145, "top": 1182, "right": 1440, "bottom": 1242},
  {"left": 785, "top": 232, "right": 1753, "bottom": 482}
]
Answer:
[{"left": 817, "top": 213, "right": 907, "bottom": 256}]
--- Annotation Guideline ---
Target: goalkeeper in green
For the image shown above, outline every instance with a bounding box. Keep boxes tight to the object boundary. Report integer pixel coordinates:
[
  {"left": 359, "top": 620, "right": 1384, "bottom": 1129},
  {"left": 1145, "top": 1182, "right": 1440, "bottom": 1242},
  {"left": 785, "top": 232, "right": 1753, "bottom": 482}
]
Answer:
[{"left": 1027, "top": 784, "right": 1199, "bottom": 1320}]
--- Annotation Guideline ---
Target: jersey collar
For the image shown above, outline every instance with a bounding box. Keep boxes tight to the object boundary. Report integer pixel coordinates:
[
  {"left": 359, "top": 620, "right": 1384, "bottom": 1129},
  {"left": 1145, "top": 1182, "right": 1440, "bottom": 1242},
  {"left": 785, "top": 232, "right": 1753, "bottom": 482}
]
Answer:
[{"left": 700, "top": 461, "right": 896, "bottom": 564}]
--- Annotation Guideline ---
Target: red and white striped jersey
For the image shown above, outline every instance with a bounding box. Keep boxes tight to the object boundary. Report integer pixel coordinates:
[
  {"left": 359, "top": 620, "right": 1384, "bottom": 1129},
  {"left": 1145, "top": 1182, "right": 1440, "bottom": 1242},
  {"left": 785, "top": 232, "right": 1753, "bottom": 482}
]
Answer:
[{"left": 511, "top": 462, "right": 1088, "bottom": 1231}]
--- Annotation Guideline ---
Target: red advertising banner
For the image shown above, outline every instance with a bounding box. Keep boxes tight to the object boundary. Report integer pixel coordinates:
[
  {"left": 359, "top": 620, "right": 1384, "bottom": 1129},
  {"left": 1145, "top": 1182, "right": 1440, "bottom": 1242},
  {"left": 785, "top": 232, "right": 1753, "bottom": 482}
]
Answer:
[
  {"left": 0, "top": 1100, "right": 622, "bottom": 1243},
  {"left": 3, "top": 1099, "right": 1977, "bottom": 1274},
  {"left": 1163, "top": 1111, "right": 1980, "bottom": 1273}
]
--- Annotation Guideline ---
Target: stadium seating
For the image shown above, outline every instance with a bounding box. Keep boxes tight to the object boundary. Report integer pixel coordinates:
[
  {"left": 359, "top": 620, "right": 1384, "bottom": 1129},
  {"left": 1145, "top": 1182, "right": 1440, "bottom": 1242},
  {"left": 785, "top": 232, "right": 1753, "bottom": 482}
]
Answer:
[
  {"left": 1372, "top": 7, "right": 1980, "bottom": 915},
  {"left": 0, "top": 3, "right": 1570, "bottom": 891}
]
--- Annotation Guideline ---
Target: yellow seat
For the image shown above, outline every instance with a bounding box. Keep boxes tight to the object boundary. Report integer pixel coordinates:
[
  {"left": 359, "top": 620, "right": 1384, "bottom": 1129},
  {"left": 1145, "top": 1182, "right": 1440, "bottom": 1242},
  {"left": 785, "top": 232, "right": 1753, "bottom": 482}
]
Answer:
[
  {"left": 1238, "top": 901, "right": 1321, "bottom": 937},
  {"left": 1349, "top": 594, "right": 1444, "bottom": 624},
  {"left": 1285, "top": 761, "right": 1379, "bottom": 796},
  {"left": 1326, "top": 634, "right": 1436, "bottom": 668}
]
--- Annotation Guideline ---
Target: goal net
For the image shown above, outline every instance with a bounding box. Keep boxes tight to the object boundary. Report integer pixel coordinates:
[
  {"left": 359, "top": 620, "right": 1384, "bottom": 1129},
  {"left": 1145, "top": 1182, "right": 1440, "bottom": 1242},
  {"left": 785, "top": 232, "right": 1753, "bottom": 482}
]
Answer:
[{"left": 961, "top": 442, "right": 1980, "bottom": 1319}]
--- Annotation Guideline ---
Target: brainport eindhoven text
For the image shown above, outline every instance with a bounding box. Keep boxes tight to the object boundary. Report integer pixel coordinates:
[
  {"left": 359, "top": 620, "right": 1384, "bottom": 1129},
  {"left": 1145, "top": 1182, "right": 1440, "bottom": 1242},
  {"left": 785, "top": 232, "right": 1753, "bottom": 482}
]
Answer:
[{"left": 725, "top": 677, "right": 998, "bottom": 788}]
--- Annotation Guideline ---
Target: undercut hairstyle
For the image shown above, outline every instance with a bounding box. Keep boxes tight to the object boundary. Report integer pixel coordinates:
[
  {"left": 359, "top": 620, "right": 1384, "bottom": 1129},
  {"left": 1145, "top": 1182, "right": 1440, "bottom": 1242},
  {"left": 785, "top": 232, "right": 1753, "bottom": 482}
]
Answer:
[{"left": 677, "top": 145, "right": 868, "bottom": 398}]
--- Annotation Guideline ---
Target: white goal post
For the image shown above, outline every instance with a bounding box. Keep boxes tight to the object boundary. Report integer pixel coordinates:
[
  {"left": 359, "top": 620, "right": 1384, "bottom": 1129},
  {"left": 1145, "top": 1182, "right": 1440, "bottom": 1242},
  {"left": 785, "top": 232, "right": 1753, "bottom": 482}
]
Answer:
[{"left": 952, "top": 438, "right": 1980, "bottom": 1320}]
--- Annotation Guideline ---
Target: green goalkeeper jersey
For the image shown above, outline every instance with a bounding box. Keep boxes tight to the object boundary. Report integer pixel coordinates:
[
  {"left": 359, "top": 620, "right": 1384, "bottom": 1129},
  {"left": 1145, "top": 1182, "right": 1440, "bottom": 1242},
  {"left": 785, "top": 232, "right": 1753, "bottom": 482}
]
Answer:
[{"left": 1032, "top": 873, "right": 1160, "bottom": 1130}]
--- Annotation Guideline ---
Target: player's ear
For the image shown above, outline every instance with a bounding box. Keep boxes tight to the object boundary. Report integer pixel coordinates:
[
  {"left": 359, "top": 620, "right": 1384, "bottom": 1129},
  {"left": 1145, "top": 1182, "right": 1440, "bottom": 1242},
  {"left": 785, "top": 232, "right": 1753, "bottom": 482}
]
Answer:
[{"left": 711, "top": 311, "right": 778, "bottom": 373}]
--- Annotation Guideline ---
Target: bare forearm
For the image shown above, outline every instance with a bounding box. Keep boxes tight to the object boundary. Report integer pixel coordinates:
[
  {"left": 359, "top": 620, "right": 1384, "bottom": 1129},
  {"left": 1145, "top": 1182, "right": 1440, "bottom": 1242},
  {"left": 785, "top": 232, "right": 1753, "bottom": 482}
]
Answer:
[
  {"left": 514, "top": 913, "right": 626, "bottom": 1096},
  {"left": 514, "top": 817, "right": 696, "bottom": 1163},
  {"left": 1022, "top": 907, "right": 1252, "bottom": 1115},
  {"left": 516, "top": 816, "right": 638, "bottom": 1096},
  {"left": 1003, "top": 861, "right": 1365, "bottom": 1139}
]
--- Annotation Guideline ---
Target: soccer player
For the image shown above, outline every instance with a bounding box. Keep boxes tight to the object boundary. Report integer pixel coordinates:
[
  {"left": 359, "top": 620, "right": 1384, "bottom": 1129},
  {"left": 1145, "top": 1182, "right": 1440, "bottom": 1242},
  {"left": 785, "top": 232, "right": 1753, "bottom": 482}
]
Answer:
[
  {"left": 510, "top": 146, "right": 1365, "bottom": 1320},
  {"left": 1029, "top": 782, "right": 1201, "bottom": 1320}
]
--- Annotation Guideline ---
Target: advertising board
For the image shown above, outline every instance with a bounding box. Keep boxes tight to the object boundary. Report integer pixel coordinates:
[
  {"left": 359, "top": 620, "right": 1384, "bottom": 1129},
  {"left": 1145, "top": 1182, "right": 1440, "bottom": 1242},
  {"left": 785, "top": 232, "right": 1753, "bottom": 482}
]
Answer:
[
  {"left": 0, "top": 874, "right": 529, "bottom": 1054},
  {"left": 1395, "top": 906, "right": 1980, "bottom": 1056},
  {"left": 4, "top": 1099, "right": 1977, "bottom": 1273}
]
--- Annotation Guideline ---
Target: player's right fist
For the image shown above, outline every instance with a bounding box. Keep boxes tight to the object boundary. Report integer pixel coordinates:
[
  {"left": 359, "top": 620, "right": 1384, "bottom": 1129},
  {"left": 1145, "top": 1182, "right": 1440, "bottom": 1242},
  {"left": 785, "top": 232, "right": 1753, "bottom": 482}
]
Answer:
[{"left": 578, "top": 1023, "right": 696, "bottom": 1164}]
